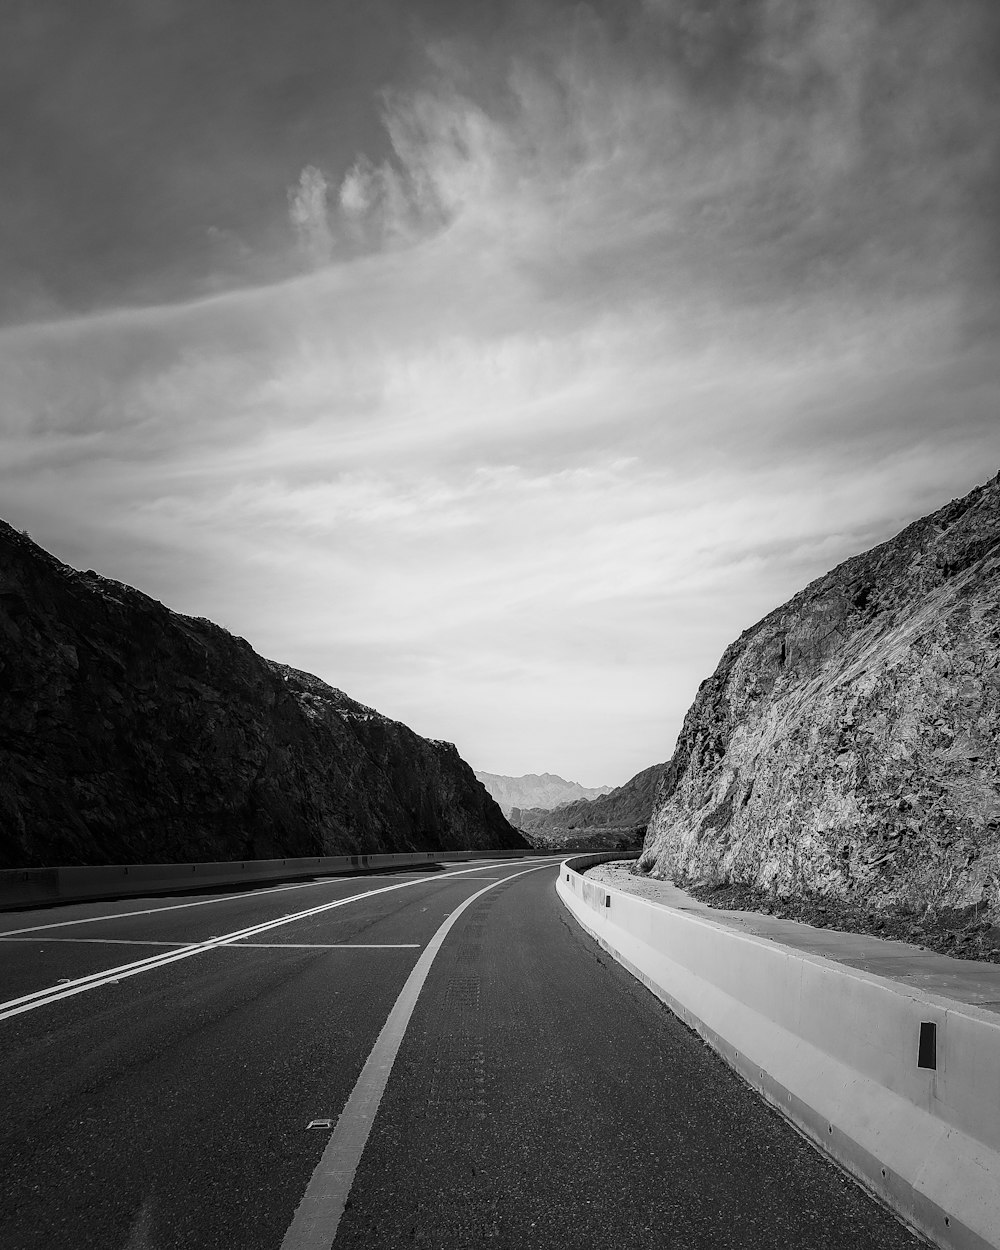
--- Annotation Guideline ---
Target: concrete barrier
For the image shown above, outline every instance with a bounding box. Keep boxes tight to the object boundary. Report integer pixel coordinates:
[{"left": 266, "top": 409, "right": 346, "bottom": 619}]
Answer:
[
  {"left": 558, "top": 856, "right": 1000, "bottom": 1250},
  {"left": 0, "top": 848, "right": 542, "bottom": 911}
]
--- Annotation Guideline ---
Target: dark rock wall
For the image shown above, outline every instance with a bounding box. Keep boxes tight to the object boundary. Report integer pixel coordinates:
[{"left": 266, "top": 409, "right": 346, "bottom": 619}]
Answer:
[
  {"left": 641, "top": 473, "right": 1000, "bottom": 917},
  {"left": 0, "top": 523, "right": 522, "bottom": 868}
]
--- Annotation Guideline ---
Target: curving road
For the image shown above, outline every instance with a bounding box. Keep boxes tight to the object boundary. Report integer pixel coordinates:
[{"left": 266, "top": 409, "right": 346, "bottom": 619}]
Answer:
[{"left": 1, "top": 856, "right": 921, "bottom": 1249}]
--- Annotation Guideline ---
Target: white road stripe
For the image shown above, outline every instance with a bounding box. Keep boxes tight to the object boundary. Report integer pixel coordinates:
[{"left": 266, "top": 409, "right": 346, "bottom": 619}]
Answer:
[
  {"left": 228, "top": 943, "right": 421, "bottom": 950},
  {"left": 0, "top": 937, "right": 420, "bottom": 950},
  {"left": 0, "top": 937, "right": 192, "bottom": 947},
  {"left": 0, "top": 861, "right": 555, "bottom": 1022},
  {"left": 279, "top": 861, "right": 554, "bottom": 1250},
  {"left": 0, "top": 881, "right": 317, "bottom": 937},
  {"left": 0, "top": 859, "right": 532, "bottom": 938}
]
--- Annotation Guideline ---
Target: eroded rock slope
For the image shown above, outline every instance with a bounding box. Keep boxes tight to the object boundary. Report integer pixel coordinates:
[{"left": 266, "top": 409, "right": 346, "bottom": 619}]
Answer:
[
  {"left": 0, "top": 522, "right": 521, "bottom": 868},
  {"left": 640, "top": 473, "right": 1000, "bottom": 918}
]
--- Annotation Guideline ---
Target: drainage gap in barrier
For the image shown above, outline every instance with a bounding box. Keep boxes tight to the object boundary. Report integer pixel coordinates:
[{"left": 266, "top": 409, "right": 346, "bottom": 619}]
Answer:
[{"left": 917, "top": 1021, "right": 937, "bottom": 1070}]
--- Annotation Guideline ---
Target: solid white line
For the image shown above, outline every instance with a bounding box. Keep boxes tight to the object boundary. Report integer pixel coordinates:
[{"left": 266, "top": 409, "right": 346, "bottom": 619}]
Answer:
[
  {"left": 0, "top": 937, "right": 420, "bottom": 950},
  {"left": 0, "top": 880, "right": 323, "bottom": 937},
  {"left": 229, "top": 943, "right": 421, "bottom": 950},
  {"left": 0, "top": 937, "right": 191, "bottom": 947},
  {"left": 0, "top": 859, "right": 532, "bottom": 938},
  {"left": 0, "top": 861, "right": 555, "bottom": 1022},
  {"left": 279, "top": 861, "right": 554, "bottom": 1250}
]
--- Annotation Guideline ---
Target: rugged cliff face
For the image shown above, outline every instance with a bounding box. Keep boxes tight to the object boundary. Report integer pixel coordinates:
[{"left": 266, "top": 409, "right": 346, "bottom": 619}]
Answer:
[
  {"left": 0, "top": 522, "right": 522, "bottom": 868},
  {"left": 518, "top": 763, "right": 662, "bottom": 851},
  {"left": 640, "top": 473, "right": 1000, "bottom": 919}
]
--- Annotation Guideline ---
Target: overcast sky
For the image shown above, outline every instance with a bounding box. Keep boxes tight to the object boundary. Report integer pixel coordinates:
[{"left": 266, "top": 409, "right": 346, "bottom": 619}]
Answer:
[{"left": 2, "top": 0, "right": 999, "bottom": 786}]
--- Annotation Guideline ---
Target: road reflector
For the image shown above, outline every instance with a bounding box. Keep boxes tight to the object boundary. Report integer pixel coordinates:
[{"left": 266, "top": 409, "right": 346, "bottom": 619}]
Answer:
[
  {"left": 307, "top": 1119, "right": 333, "bottom": 1130},
  {"left": 917, "top": 1021, "right": 937, "bottom": 1070}
]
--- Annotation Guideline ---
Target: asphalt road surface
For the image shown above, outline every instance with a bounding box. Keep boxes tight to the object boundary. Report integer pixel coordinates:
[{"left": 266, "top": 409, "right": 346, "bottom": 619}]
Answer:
[{"left": 1, "top": 856, "right": 922, "bottom": 1249}]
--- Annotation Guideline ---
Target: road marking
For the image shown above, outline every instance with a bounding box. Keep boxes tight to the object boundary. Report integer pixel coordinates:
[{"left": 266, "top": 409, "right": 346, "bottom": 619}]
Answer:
[
  {"left": 227, "top": 942, "right": 421, "bottom": 950},
  {"left": 0, "top": 937, "right": 420, "bottom": 950},
  {"left": 0, "top": 859, "right": 533, "bottom": 938},
  {"left": 0, "top": 881, "right": 322, "bottom": 937},
  {"left": 279, "top": 861, "right": 554, "bottom": 1250},
  {"left": 0, "top": 937, "right": 192, "bottom": 947},
  {"left": 0, "top": 861, "right": 557, "bottom": 1022}
]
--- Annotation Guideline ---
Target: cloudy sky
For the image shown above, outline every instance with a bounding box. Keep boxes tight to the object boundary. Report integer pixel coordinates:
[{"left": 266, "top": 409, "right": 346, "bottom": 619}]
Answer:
[{"left": 2, "top": 0, "right": 998, "bottom": 786}]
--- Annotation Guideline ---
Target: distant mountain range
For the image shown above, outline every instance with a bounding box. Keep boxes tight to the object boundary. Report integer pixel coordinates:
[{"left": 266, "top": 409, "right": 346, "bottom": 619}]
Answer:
[
  {"left": 516, "top": 763, "right": 664, "bottom": 852},
  {"left": 474, "top": 771, "right": 612, "bottom": 818}
]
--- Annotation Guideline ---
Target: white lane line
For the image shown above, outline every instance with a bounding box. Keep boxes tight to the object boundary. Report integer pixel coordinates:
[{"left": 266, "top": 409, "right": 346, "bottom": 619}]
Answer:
[
  {"left": 0, "top": 862, "right": 555, "bottom": 1023},
  {"left": 280, "top": 861, "right": 554, "bottom": 1250},
  {"left": 0, "top": 937, "right": 191, "bottom": 947},
  {"left": 0, "top": 937, "right": 420, "bottom": 950},
  {"left": 0, "top": 859, "right": 533, "bottom": 939},
  {"left": 0, "top": 881, "right": 327, "bottom": 937},
  {"left": 229, "top": 943, "right": 421, "bottom": 950}
]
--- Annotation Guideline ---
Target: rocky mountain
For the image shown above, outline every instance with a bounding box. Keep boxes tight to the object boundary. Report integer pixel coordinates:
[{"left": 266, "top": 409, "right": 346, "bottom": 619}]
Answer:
[
  {"left": 518, "top": 763, "right": 662, "bottom": 852},
  {"left": 639, "top": 473, "right": 1000, "bottom": 922},
  {"left": 0, "top": 522, "right": 523, "bottom": 868},
  {"left": 474, "top": 771, "right": 612, "bottom": 818}
]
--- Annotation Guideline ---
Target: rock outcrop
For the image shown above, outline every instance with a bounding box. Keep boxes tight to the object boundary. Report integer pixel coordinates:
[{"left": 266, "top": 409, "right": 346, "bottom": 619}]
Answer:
[
  {"left": 0, "top": 522, "right": 522, "bottom": 868},
  {"left": 518, "top": 763, "right": 662, "bottom": 852},
  {"left": 474, "top": 771, "right": 612, "bottom": 818},
  {"left": 640, "top": 473, "right": 1000, "bottom": 920}
]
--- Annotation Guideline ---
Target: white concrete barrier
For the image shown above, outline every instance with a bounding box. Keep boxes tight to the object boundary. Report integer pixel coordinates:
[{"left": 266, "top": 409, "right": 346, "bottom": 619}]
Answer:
[
  {"left": 558, "top": 856, "right": 1000, "bottom": 1250},
  {"left": 0, "top": 848, "right": 540, "bottom": 911}
]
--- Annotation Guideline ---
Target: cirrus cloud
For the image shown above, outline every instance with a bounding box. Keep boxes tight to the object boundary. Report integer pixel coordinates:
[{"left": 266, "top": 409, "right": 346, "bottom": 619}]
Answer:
[{"left": 2, "top": 0, "right": 999, "bottom": 783}]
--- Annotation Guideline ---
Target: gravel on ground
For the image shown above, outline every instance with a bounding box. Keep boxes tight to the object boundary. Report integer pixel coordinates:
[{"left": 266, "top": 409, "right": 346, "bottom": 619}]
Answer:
[{"left": 586, "top": 860, "right": 1000, "bottom": 963}]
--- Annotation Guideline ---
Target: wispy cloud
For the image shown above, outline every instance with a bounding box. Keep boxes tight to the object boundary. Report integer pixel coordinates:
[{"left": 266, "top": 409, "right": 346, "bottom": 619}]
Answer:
[
  {"left": 338, "top": 154, "right": 414, "bottom": 246},
  {"left": 1, "top": 0, "right": 998, "bottom": 783},
  {"left": 288, "top": 165, "right": 334, "bottom": 266}
]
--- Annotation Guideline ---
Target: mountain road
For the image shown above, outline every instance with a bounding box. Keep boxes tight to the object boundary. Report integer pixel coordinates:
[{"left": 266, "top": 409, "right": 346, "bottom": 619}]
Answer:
[{"left": 1, "top": 856, "right": 921, "bottom": 1249}]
